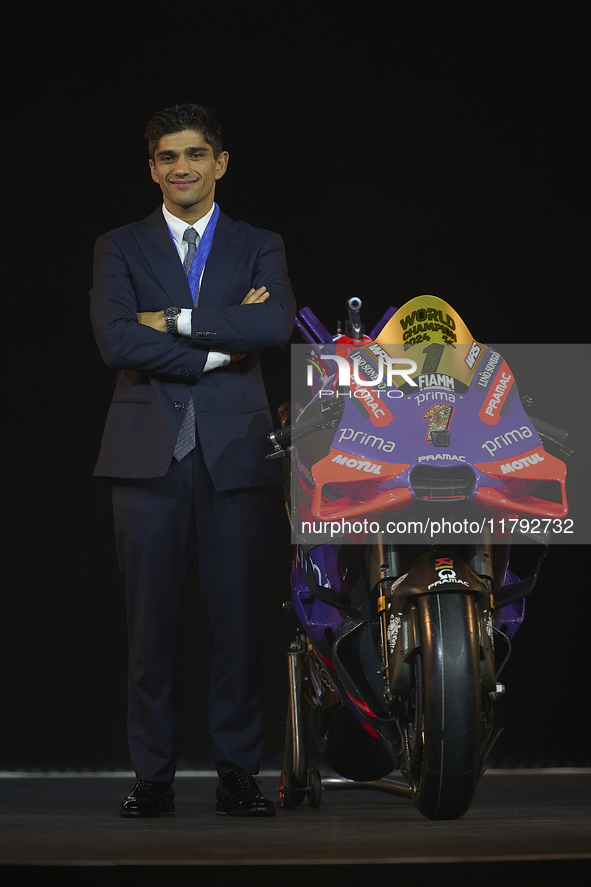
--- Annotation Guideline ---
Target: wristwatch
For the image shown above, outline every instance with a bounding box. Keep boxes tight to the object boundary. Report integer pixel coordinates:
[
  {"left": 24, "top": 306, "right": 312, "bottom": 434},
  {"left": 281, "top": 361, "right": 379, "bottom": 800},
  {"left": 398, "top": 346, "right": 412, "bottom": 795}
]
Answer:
[{"left": 163, "top": 306, "right": 181, "bottom": 333}]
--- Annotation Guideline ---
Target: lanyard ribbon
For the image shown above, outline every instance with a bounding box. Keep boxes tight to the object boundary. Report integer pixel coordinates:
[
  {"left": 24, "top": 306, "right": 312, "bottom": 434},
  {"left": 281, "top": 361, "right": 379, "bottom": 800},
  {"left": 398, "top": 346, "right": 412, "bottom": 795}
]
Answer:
[{"left": 186, "top": 202, "right": 220, "bottom": 305}]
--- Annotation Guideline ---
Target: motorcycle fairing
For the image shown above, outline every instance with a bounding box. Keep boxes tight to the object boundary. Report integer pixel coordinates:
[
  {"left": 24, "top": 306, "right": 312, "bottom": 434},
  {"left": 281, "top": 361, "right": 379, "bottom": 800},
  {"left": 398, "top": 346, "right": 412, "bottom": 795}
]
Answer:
[
  {"left": 295, "top": 295, "right": 569, "bottom": 525},
  {"left": 474, "top": 445, "right": 568, "bottom": 518},
  {"left": 310, "top": 450, "right": 411, "bottom": 521},
  {"left": 291, "top": 546, "right": 400, "bottom": 730},
  {"left": 291, "top": 545, "right": 348, "bottom": 640}
]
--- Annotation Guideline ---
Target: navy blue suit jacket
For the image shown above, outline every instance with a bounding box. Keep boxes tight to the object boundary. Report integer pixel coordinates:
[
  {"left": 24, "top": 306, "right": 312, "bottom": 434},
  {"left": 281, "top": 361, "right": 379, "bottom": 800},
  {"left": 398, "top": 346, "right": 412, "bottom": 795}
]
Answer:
[{"left": 90, "top": 208, "right": 296, "bottom": 489}]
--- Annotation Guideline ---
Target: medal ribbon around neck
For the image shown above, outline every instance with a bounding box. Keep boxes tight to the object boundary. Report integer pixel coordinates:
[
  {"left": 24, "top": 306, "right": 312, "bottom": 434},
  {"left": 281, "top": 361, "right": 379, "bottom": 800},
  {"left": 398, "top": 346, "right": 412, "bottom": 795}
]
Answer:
[{"left": 186, "top": 202, "right": 220, "bottom": 304}]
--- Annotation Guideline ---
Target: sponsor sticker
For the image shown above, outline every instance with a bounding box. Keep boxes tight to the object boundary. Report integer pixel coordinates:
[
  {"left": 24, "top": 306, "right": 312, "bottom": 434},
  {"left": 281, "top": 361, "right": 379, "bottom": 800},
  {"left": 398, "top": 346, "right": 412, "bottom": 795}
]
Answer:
[
  {"left": 428, "top": 569, "right": 470, "bottom": 589},
  {"left": 331, "top": 453, "right": 383, "bottom": 475},
  {"left": 427, "top": 557, "right": 470, "bottom": 589},
  {"left": 418, "top": 453, "right": 466, "bottom": 462},
  {"left": 336, "top": 427, "right": 396, "bottom": 453},
  {"left": 465, "top": 341, "right": 483, "bottom": 369},
  {"left": 475, "top": 350, "right": 502, "bottom": 392},
  {"left": 478, "top": 360, "right": 515, "bottom": 425},
  {"left": 500, "top": 451, "right": 545, "bottom": 474},
  {"left": 480, "top": 425, "right": 533, "bottom": 458},
  {"left": 348, "top": 377, "right": 393, "bottom": 427}
]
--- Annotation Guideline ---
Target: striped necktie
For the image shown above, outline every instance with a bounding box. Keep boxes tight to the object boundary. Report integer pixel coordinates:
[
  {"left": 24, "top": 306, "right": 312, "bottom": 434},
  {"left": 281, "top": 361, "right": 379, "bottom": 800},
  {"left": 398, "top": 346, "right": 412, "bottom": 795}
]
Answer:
[{"left": 173, "top": 227, "right": 198, "bottom": 461}]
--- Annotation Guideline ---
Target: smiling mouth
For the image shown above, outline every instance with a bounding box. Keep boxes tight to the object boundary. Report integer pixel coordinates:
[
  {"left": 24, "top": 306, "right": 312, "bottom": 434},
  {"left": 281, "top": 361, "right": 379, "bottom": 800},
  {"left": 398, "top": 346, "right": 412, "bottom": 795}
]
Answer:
[{"left": 171, "top": 180, "right": 197, "bottom": 188}]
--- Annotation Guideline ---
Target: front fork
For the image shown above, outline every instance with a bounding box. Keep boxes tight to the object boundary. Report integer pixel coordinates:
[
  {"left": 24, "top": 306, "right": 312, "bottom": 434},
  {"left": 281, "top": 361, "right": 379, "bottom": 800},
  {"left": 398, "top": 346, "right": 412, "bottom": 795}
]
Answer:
[{"left": 283, "top": 630, "right": 308, "bottom": 788}]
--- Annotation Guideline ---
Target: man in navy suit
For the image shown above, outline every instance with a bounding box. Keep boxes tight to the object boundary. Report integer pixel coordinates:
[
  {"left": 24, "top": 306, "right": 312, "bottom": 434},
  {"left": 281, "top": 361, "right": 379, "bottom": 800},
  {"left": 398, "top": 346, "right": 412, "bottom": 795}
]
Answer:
[{"left": 90, "top": 104, "right": 295, "bottom": 817}]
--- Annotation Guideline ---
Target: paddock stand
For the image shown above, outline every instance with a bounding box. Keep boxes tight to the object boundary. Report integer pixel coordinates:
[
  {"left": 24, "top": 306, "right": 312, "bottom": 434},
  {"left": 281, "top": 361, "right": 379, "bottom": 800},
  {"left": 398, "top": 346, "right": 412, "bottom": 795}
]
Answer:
[{"left": 278, "top": 626, "right": 412, "bottom": 809}]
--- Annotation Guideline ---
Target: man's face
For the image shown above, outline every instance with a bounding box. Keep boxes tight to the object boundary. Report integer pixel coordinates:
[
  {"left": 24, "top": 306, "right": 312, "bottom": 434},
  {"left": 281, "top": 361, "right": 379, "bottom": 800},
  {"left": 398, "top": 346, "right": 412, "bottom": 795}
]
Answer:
[{"left": 149, "top": 129, "right": 228, "bottom": 219}]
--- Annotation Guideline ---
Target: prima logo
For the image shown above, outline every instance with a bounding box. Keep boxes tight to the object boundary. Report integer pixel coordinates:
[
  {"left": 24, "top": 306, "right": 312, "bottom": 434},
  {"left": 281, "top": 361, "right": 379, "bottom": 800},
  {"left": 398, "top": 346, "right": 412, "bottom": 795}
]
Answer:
[
  {"left": 415, "top": 389, "right": 456, "bottom": 406},
  {"left": 337, "top": 427, "right": 396, "bottom": 453},
  {"left": 481, "top": 425, "right": 533, "bottom": 458}
]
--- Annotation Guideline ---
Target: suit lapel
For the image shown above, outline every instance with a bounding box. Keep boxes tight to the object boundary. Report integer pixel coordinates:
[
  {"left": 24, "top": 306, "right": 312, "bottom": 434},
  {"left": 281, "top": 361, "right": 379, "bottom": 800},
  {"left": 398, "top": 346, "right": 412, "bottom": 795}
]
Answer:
[
  {"left": 133, "top": 209, "right": 193, "bottom": 309},
  {"left": 198, "top": 211, "right": 242, "bottom": 308},
  {"left": 132, "top": 208, "right": 242, "bottom": 310}
]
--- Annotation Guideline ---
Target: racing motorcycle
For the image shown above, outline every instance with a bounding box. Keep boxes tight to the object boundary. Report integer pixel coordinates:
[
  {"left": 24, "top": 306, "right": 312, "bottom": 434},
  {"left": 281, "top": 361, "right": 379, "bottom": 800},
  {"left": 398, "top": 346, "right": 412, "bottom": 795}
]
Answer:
[{"left": 267, "top": 294, "right": 572, "bottom": 820}]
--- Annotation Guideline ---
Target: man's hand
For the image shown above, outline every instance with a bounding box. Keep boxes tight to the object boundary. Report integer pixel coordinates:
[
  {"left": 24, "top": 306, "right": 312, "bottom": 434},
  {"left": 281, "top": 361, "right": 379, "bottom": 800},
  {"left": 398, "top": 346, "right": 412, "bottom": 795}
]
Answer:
[
  {"left": 227, "top": 288, "right": 268, "bottom": 359},
  {"left": 137, "top": 311, "right": 167, "bottom": 332},
  {"left": 241, "top": 286, "right": 270, "bottom": 305}
]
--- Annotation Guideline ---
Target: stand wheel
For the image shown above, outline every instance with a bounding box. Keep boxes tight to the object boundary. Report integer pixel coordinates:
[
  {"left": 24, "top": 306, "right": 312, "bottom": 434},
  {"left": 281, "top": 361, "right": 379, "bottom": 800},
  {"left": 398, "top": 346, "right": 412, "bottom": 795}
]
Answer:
[{"left": 308, "top": 769, "right": 322, "bottom": 809}]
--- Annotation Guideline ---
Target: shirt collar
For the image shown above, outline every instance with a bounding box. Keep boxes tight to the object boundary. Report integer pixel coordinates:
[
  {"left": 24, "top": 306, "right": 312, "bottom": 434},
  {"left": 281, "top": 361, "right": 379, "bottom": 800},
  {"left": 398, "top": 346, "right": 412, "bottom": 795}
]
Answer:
[{"left": 162, "top": 202, "right": 216, "bottom": 244}]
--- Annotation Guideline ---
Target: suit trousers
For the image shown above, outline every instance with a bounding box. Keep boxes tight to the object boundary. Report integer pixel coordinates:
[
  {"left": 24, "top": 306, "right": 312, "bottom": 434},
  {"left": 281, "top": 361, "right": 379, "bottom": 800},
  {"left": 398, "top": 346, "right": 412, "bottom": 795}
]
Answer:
[{"left": 112, "top": 434, "right": 275, "bottom": 782}]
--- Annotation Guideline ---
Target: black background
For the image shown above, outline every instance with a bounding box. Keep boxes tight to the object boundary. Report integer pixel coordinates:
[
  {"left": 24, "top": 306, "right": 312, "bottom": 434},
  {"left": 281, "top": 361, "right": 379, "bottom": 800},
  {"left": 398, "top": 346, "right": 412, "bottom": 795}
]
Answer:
[{"left": 3, "top": 0, "right": 589, "bottom": 771}]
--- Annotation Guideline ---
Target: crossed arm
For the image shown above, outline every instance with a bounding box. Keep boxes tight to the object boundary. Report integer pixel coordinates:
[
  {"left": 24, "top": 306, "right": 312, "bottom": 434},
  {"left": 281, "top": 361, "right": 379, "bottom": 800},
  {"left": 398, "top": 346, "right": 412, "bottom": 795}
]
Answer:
[
  {"left": 137, "top": 286, "right": 270, "bottom": 331},
  {"left": 136, "top": 286, "right": 270, "bottom": 364},
  {"left": 91, "top": 226, "right": 295, "bottom": 376}
]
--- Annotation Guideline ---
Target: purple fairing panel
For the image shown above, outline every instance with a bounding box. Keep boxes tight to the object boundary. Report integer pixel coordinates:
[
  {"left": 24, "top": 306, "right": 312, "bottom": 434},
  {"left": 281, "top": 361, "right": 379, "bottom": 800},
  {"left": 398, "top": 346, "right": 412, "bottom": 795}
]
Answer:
[
  {"left": 494, "top": 599, "right": 526, "bottom": 638},
  {"left": 494, "top": 568, "right": 526, "bottom": 637},
  {"left": 291, "top": 546, "right": 380, "bottom": 730},
  {"left": 291, "top": 546, "right": 348, "bottom": 642}
]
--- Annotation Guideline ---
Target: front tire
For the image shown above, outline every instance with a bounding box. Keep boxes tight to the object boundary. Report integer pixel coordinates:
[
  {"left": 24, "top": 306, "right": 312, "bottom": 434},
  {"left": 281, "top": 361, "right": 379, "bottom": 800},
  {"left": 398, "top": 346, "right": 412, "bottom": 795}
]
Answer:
[{"left": 408, "top": 593, "right": 483, "bottom": 820}]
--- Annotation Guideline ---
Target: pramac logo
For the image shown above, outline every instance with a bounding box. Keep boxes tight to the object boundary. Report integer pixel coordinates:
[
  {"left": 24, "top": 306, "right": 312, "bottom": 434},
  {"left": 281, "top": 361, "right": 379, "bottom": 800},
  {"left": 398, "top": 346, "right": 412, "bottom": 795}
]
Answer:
[
  {"left": 428, "top": 557, "right": 470, "bottom": 589},
  {"left": 478, "top": 360, "right": 515, "bottom": 425}
]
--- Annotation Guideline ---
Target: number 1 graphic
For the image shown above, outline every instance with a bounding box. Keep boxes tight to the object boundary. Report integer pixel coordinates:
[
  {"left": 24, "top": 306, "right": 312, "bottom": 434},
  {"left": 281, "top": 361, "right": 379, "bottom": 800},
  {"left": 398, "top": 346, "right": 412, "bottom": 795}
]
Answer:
[
  {"left": 423, "top": 403, "right": 454, "bottom": 442},
  {"left": 421, "top": 343, "right": 445, "bottom": 375}
]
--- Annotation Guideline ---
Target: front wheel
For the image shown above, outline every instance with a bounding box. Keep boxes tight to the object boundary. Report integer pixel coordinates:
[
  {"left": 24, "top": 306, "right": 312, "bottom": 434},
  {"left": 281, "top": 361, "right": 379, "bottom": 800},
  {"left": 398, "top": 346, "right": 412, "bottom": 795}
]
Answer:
[{"left": 406, "top": 593, "right": 484, "bottom": 820}]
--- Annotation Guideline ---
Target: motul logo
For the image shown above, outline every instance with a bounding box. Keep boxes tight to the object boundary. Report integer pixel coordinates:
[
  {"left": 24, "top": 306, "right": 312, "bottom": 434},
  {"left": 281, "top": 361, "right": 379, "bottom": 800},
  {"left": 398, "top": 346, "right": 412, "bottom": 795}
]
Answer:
[
  {"left": 500, "top": 452, "right": 545, "bottom": 474},
  {"left": 331, "top": 454, "right": 382, "bottom": 474}
]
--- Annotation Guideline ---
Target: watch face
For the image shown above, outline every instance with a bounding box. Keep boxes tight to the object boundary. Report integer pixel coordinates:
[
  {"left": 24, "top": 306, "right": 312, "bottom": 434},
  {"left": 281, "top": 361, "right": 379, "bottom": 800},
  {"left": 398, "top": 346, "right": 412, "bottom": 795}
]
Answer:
[{"left": 164, "top": 307, "right": 180, "bottom": 317}]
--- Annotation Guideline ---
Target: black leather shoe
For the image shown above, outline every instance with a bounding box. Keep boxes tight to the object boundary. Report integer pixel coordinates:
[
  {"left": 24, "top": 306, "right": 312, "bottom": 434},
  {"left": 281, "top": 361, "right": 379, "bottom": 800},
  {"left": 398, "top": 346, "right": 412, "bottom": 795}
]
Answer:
[
  {"left": 216, "top": 768, "right": 276, "bottom": 817},
  {"left": 119, "top": 780, "right": 175, "bottom": 817}
]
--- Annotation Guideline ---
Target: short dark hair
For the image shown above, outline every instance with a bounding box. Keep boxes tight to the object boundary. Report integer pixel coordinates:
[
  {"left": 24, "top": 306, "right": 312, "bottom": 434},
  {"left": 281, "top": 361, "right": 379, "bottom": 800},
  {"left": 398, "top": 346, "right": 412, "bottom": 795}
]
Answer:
[{"left": 144, "top": 103, "right": 223, "bottom": 159}]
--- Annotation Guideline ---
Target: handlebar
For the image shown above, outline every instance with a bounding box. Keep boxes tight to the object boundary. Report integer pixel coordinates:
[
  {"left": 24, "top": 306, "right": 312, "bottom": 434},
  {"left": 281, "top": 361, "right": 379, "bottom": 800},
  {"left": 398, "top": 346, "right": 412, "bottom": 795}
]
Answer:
[
  {"left": 266, "top": 398, "right": 344, "bottom": 459},
  {"left": 529, "top": 415, "right": 572, "bottom": 456},
  {"left": 529, "top": 416, "right": 568, "bottom": 444}
]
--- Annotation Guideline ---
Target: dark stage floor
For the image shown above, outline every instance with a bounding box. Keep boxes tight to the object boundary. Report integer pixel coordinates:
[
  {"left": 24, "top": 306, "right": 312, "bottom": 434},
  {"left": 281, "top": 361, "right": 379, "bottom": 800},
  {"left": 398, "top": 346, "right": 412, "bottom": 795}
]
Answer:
[{"left": 1, "top": 771, "right": 590, "bottom": 886}]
